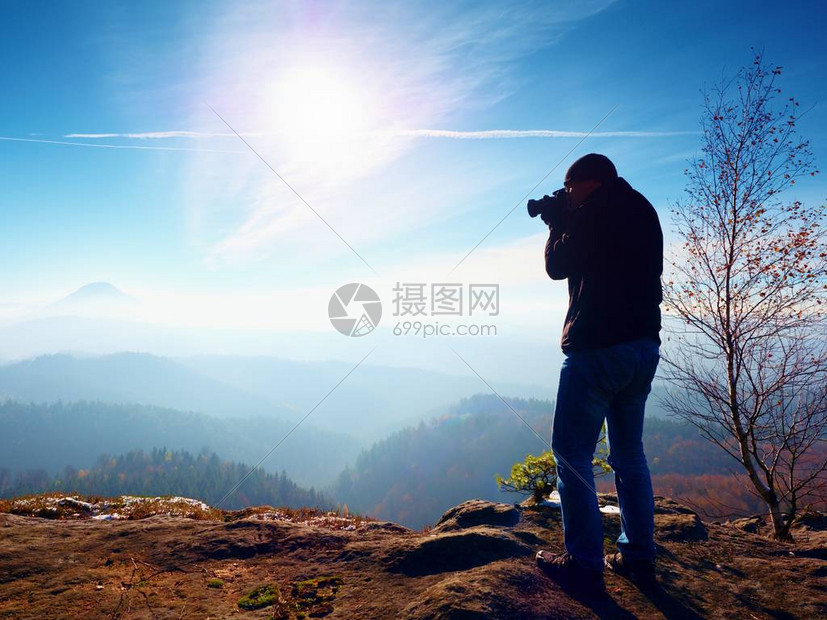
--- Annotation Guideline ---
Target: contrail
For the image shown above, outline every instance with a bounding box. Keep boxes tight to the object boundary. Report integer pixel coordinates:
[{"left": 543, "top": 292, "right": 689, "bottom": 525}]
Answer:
[
  {"left": 4, "top": 126, "right": 695, "bottom": 153},
  {"left": 385, "top": 129, "right": 698, "bottom": 139},
  {"left": 64, "top": 131, "right": 263, "bottom": 139},
  {"left": 0, "top": 135, "right": 245, "bottom": 153},
  {"left": 59, "top": 128, "right": 696, "bottom": 141}
]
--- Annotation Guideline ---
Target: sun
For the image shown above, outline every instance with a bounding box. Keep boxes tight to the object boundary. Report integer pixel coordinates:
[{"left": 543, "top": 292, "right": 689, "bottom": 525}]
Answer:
[{"left": 267, "top": 66, "right": 377, "bottom": 176}]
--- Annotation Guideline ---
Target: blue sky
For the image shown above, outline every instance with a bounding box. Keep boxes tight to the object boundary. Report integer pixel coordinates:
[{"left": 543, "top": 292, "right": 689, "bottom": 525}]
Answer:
[{"left": 1, "top": 0, "right": 825, "bottom": 380}]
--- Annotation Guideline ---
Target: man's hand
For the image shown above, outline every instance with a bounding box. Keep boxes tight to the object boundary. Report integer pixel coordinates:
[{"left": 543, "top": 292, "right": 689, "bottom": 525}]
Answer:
[
  {"left": 543, "top": 194, "right": 568, "bottom": 228},
  {"left": 527, "top": 195, "right": 554, "bottom": 227}
]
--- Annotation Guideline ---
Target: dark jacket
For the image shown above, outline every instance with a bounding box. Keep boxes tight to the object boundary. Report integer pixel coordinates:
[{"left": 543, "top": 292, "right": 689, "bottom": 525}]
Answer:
[{"left": 544, "top": 177, "right": 662, "bottom": 352}]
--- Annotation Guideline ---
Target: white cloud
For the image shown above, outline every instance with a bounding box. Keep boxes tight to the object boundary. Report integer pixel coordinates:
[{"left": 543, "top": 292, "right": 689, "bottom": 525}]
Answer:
[
  {"left": 176, "top": 0, "right": 621, "bottom": 267},
  {"left": 13, "top": 1, "right": 649, "bottom": 273}
]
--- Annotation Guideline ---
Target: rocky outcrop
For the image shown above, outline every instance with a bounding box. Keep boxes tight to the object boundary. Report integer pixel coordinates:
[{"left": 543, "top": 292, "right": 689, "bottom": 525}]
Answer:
[
  {"left": 432, "top": 500, "right": 522, "bottom": 532},
  {"left": 385, "top": 527, "right": 532, "bottom": 576},
  {"left": 1, "top": 496, "right": 824, "bottom": 619}
]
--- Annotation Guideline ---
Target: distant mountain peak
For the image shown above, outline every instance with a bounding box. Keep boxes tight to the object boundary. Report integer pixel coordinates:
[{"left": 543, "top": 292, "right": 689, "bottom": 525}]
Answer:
[
  {"left": 63, "top": 282, "right": 135, "bottom": 302},
  {"left": 45, "top": 282, "right": 139, "bottom": 319}
]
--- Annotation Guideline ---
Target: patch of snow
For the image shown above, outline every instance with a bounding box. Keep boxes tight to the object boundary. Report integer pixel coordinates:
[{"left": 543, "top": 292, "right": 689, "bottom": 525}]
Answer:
[
  {"left": 92, "top": 513, "right": 126, "bottom": 521},
  {"left": 249, "top": 511, "right": 291, "bottom": 522},
  {"left": 166, "top": 497, "right": 211, "bottom": 510},
  {"left": 116, "top": 495, "right": 210, "bottom": 511},
  {"left": 58, "top": 497, "right": 94, "bottom": 510},
  {"left": 540, "top": 491, "right": 562, "bottom": 509}
]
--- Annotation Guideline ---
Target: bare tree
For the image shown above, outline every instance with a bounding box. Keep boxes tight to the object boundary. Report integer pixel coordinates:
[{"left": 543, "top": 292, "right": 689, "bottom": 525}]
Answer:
[{"left": 662, "top": 52, "right": 827, "bottom": 540}]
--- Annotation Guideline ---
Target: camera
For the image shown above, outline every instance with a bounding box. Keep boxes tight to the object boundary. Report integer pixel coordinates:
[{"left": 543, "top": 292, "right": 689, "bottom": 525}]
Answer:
[{"left": 527, "top": 188, "right": 567, "bottom": 224}]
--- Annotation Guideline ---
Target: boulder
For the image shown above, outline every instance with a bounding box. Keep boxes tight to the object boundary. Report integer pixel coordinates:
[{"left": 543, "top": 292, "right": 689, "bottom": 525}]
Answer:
[
  {"left": 655, "top": 513, "right": 708, "bottom": 541},
  {"left": 385, "top": 527, "right": 532, "bottom": 576},
  {"left": 728, "top": 516, "right": 764, "bottom": 534},
  {"left": 433, "top": 500, "right": 521, "bottom": 533}
]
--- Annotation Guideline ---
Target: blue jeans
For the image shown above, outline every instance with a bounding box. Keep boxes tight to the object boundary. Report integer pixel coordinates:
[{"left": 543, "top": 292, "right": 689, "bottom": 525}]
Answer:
[{"left": 551, "top": 338, "right": 659, "bottom": 571}]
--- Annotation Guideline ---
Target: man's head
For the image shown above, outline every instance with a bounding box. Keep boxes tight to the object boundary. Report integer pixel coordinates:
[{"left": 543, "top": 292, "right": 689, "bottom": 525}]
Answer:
[{"left": 564, "top": 153, "right": 618, "bottom": 207}]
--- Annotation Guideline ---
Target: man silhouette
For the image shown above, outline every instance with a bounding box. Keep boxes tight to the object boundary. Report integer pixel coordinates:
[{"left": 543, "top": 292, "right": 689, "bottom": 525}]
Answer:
[{"left": 535, "top": 153, "right": 663, "bottom": 586}]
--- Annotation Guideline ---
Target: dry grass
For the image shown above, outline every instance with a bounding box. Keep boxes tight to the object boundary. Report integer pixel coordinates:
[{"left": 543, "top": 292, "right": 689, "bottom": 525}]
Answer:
[
  {"left": 226, "top": 505, "right": 375, "bottom": 530},
  {"left": 0, "top": 493, "right": 374, "bottom": 530}
]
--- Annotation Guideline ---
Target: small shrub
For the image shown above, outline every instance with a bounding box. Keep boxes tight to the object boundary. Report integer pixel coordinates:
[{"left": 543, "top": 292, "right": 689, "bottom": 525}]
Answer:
[
  {"left": 496, "top": 451, "right": 559, "bottom": 503},
  {"left": 207, "top": 578, "right": 224, "bottom": 589},
  {"left": 497, "top": 425, "right": 611, "bottom": 502}
]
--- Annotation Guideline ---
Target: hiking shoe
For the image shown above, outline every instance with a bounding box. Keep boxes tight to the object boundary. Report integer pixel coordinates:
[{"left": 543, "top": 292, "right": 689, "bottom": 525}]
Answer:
[
  {"left": 604, "top": 552, "right": 656, "bottom": 582},
  {"left": 536, "top": 550, "right": 604, "bottom": 588}
]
